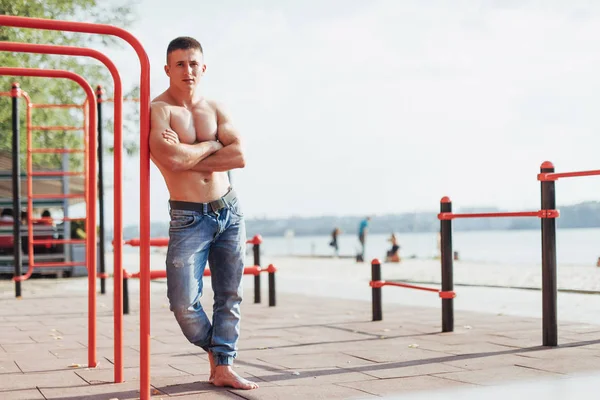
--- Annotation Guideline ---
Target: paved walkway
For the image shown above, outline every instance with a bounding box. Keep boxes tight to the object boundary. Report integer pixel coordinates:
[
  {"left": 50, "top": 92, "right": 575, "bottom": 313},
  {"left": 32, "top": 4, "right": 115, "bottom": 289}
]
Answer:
[{"left": 1, "top": 274, "right": 600, "bottom": 399}]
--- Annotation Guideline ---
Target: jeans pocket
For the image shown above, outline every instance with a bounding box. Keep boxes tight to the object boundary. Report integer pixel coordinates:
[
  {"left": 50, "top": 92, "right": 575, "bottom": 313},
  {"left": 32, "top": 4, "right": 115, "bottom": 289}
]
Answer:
[
  {"left": 229, "top": 198, "right": 244, "bottom": 217},
  {"left": 169, "top": 213, "right": 197, "bottom": 230}
]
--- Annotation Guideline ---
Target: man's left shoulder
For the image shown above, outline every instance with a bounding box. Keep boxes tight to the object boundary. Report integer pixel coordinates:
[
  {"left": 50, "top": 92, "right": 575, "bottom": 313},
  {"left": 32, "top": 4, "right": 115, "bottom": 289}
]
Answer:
[{"left": 205, "top": 98, "right": 226, "bottom": 111}]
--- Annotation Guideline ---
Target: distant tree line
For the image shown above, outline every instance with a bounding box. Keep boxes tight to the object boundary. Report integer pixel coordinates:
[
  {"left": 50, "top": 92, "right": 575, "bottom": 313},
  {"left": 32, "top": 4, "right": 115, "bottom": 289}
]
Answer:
[{"left": 120, "top": 201, "right": 600, "bottom": 240}]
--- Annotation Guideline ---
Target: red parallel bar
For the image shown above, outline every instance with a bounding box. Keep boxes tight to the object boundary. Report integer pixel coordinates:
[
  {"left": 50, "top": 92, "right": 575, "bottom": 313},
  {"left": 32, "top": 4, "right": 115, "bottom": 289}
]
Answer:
[
  {"left": 124, "top": 237, "right": 168, "bottom": 247},
  {"left": 370, "top": 280, "right": 456, "bottom": 299},
  {"left": 30, "top": 171, "right": 84, "bottom": 177},
  {"left": 106, "top": 97, "right": 140, "bottom": 103},
  {"left": 538, "top": 170, "right": 600, "bottom": 181},
  {"left": 31, "top": 239, "right": 86, "bottom": 245},
  {"left": 31, "top": 261, "right": 87, "bottom": 268},
  {"left": 438, "top": 210, "right": 559, "bottom": 220},
  {"left": 32, "top": 103, "right": 83, "bottom": 109},
  {"left": 0, "top": 67, "right": 98, "bottom": 371},
  {"left": 0, "top": 16, "right": 150, "bottom": 395},
  {"left": 124, "top": 236, "right": 268, "bottom": 248},
  {"left": 30, "top": 194, "right": 85, "bottom": 199},
  {"left": 31, "top": 217, "right": 86, "bottom": 223},
  {"left": 128, "top": 266, "right": 262, "bottom": 280},
  {"left": 30, "top": 125, "right": 83, "bottom": 131},
  {"left": 30, "top": 148, "right": 84, "bottom": 154}
]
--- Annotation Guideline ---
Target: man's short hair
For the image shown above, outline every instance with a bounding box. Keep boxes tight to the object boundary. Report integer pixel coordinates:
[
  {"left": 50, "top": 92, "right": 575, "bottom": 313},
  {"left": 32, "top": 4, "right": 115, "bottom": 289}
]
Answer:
[{"left": 166, "top": 36, "right": 203, "bottom": 62}]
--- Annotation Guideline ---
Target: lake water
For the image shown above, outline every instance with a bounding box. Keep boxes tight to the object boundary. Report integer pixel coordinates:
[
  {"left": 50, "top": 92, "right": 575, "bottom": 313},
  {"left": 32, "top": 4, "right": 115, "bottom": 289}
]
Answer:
[{"left": 257, "top": 228, "right": 600, "bottom": 267}]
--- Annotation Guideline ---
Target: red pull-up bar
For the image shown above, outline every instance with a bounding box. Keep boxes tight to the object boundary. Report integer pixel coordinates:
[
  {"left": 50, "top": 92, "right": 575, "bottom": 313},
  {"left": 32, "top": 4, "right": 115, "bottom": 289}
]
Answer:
[{"left": 0, "top": 15, "right": 151, "bottom": 397}]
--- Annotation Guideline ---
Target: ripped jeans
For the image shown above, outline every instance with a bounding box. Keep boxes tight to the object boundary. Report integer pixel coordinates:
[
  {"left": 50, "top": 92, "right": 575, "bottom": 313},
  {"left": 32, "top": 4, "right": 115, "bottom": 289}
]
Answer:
[{"left": 165, "top": 197, "right": 246, "bottom": 366}]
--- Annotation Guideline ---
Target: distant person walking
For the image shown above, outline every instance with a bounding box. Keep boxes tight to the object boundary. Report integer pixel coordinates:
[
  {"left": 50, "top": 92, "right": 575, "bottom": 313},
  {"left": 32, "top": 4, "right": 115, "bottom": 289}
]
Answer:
[
  {"left": 329, "top": 227, "right": 341, "bottom": 257},
  {"left": 357, "top": 216, "right": 370, "bottom": 262}
]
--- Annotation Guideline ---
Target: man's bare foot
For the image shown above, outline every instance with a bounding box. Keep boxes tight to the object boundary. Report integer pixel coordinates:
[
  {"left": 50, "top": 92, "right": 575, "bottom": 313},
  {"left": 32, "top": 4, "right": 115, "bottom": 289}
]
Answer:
[
  {"left": 208, "top": 352, "right": 216, "bottom": 383},
  {"left": 212, "top": 365, "right": 259, "bottom": 390}
]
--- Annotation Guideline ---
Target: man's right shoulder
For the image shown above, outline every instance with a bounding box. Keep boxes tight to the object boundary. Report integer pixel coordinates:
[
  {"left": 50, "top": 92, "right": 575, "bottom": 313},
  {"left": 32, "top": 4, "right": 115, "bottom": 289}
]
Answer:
[{"left": 151, "top": 100, "right": 172, "bottom": 116}]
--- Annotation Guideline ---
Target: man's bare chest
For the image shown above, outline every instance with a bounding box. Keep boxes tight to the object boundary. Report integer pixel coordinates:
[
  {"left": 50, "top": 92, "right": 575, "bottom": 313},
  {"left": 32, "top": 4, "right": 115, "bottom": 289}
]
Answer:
[{"left": 169, "top": 105, "right": 217, "bottom": 144}]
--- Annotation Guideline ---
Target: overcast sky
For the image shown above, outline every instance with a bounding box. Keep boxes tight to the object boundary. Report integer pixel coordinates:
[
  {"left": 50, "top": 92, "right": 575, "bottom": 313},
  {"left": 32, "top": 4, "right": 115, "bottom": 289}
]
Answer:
[{"left": 85, "top": 0, "right": 600, "bottom": 226}]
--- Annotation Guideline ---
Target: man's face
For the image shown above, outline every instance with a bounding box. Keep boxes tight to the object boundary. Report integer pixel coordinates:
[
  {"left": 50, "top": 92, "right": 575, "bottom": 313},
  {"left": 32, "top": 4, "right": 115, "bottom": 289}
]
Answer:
[{"left": 164, "top": 48, "right": 206, "bottom": 90}]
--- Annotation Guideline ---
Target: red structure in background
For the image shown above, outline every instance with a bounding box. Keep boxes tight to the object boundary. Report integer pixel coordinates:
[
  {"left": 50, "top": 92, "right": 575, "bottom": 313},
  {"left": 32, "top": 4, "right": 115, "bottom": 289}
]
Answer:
[{"left": 0, "top": 67, "right": 98, "bottom": 368}]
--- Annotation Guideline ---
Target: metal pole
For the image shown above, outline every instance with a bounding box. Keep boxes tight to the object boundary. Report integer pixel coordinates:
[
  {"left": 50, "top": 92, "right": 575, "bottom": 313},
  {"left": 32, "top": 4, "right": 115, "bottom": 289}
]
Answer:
[
  {"left": 540, "top": 162, "right": 557, "bottom": 346},
  {"left": 123, "top": 276, "right": 129, "bottom": 315},
  {"left": 11, "top": 83, "right": 22, "bottom": 298},
  {"left": 440, "top": 197, "right": 454, "bottom": 332},
  {"left": 253, "top": 242, "right": 261, "bottom": 303},
  {"left": 97, "top": 86, "right": 106, "bottom": 295},
  {"left": 268, "top": 264, "right": 276, "bottom": 307},
  {"left": 371, "top": 259, "right": 382, "bottom": 321}
]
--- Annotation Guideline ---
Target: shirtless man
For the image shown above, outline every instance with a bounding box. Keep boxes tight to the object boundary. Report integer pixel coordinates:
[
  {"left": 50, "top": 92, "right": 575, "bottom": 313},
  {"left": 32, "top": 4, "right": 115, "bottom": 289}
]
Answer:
[{"left": 149, "top": 36, "right": 258, "bottom": 390}]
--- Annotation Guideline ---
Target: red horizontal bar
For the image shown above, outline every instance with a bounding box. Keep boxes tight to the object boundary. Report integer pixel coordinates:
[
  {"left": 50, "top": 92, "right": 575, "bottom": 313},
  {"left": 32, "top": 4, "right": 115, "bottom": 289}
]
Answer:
[
  {"left": 30, "top": 171, "right": 84, "bottom": 177},
  {"left": 438, "top": 210, "right": 559, "bottom": 220},
  {"left": 30, "top": 194, "right": 85, "bottom": 199},
  {"left": 124, "top": 235, "right": 267, "bottom": 248},
  {"left": 31, "top": 261, "right": 87, "bottom": 268},
  {"left": 31, "top": 217, "right": 86, "bottom": 223},
  {"left": 31, "top": 239, "right": 86, "bottom": 245},
  {"left": 30, "top": 125, "right": 83, "bottom": 131},
  {"left": 105, "top": 97, "right": 140, "bottom": 103},
  {"left": 31, "top": 103, "right": 83, "bottom": 109},
  {"left": 370, "top": 280, "right": 456, "bottom": 299},
  {"left": 123, "top": 237, "right": 168, "bottom": 247},
  {"left": 539, "top": 169, "right": 600, "bottom": 181},
  {"left": 30, "top": 148, "right": 84, "bottom": 154},
  {"left": 126, "top": 265, "right": 263, "bottom": 280}
]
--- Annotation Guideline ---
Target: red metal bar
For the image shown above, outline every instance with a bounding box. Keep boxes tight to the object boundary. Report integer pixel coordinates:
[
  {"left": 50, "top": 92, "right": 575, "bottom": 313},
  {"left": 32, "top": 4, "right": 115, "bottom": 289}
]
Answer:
[
  {"left": 31, "top": 239, "right": 86, "bottom": 245},
  {"left": 31, "top": 261, "right": 87, "bottom": 268},
  {"left": 539, "top": 169, "right": 600, "bottom": 181},
  {"left": 30, "top": 125, "right": 83, "bottom": 131},
  {"left": 32, "top": 103, "right": 83, "bottom": 109},
  {"left": 124, "top": 236, "right": 267, "bottom": 248},
  {"left": 30, "top": 171, "right": 84, "bottom": 177},
  {"left": 29, "top": 148, "right": 84, "bottom": 154},
  {"left": 31, "top": 217, "right": 86, "bottom": 223},
  {"left": 0, "top": 34, "right": 128, "bottom": 386},
  {"left": 30, "top": 194, "right": 85, "bottom": 199},
  {"left": 370, "top": 280, "right": 456, "bottom": 299},
  {"left": 0, "top": 17, "right": 149, "bottom": 395},
  {"left": 105, "top": 97, "right": 140, "bottom": 103},
  {"left": 124, "top": 237, "right": 168, "bottom": 247},
  {"left": 0, "top": 67, "right": 97, "bottom": 370},
  {"left": 127, "top": 265, "right": 263, "bottom": 280},
  {"left": 438, "top": 210, "right": 559, "bottom": 220}
]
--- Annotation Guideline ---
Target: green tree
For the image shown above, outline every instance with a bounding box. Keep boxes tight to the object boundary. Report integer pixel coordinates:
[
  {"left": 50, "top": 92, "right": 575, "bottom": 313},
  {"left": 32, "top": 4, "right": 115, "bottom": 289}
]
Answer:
[{"left": 0, "top": 0, "right": 139, "bottom": 172}]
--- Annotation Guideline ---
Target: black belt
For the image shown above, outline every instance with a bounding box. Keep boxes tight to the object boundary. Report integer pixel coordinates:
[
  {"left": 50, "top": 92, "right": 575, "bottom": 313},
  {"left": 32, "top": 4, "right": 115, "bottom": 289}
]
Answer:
[{"left": 169, "top": 188, "right": 236, "bottom": 213}]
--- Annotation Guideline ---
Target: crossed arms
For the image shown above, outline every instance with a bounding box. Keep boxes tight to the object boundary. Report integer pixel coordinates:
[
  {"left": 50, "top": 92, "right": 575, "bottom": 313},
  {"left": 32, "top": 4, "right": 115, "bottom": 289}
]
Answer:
[{"left": 149, "top": 101, "right": 246, "bottom": 173}]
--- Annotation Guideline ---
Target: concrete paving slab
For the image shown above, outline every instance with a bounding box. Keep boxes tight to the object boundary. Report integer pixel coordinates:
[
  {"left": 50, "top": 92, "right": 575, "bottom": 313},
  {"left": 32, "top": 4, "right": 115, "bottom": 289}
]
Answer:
[
  {"left": 339, "top": 375, "right": 476, "bottom": 396},
  {"left": 0, "top": 388, "right": 46, "bottom": 400}
]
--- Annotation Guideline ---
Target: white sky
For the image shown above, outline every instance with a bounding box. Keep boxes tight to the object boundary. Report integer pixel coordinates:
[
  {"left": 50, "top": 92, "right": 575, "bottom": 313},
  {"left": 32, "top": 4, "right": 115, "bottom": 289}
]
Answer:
[{"left": 82, "top": 0, "right": 600, "bottom": 227}]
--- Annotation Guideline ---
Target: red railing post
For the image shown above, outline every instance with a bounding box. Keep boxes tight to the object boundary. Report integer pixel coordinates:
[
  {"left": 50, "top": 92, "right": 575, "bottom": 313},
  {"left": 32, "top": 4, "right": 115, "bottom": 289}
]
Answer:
[
  {"left": 540, "top": 161, "right": 558, "bottom": 346},
  {"left": 440, "top": 196, "right": 454, "bottom": 332}
]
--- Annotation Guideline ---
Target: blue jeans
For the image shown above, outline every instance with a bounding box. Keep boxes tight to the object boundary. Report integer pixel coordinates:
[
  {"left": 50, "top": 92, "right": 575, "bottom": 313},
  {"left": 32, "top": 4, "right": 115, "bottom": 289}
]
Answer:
[{"left": 165, "top": 197, "right": 246, "bottom": 366}]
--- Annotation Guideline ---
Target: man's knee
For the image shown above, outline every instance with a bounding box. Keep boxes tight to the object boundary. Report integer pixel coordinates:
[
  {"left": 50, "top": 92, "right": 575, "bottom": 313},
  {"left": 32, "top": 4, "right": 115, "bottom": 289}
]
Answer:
[{"left": 172, "top": 306, "right": 212, "bottom": 348}]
